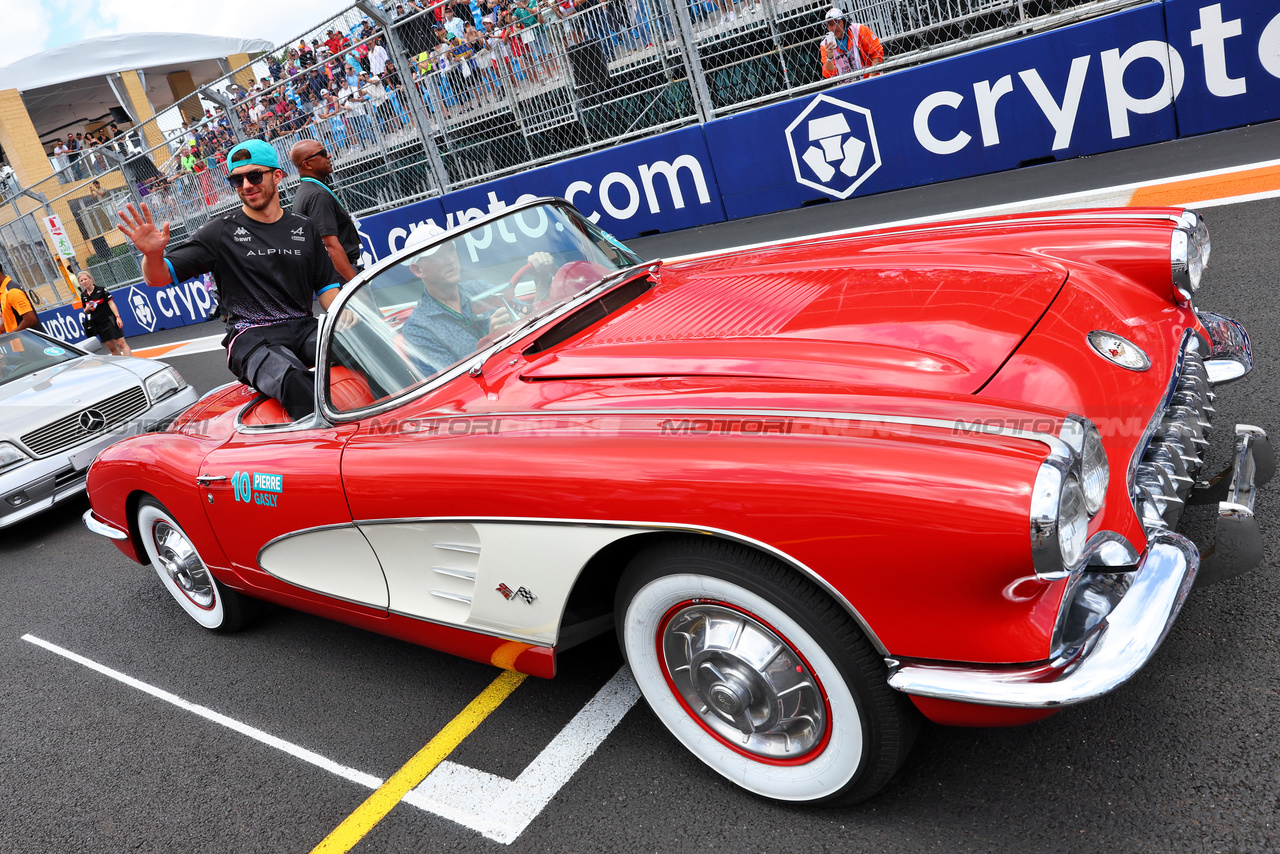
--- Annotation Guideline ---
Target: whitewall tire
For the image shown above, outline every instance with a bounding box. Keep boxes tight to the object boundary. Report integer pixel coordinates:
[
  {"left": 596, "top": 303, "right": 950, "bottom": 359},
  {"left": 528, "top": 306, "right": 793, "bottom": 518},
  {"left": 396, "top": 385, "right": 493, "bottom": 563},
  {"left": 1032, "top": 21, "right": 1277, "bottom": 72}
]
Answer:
[
  {"left": 617, "top": 538, "right": 916, "bottom": 805},
  {"left": 136, "top": 498, "right": 252, "bottom": 632}
]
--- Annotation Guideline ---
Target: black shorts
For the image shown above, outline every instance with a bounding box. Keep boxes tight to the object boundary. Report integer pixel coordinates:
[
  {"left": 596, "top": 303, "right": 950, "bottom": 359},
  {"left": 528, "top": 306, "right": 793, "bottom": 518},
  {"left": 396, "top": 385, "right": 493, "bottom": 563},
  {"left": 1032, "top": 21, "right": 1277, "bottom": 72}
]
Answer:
[{"left": 96, "top": 323, "right": 124, "bottom": 343}]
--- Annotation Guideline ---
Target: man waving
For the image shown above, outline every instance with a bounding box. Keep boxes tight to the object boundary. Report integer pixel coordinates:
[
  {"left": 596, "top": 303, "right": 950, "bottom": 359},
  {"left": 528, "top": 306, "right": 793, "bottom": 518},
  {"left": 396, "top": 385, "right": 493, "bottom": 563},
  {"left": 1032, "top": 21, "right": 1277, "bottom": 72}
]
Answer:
[{"left": 117, "top": 140, "right": 342, "bottom": 420}]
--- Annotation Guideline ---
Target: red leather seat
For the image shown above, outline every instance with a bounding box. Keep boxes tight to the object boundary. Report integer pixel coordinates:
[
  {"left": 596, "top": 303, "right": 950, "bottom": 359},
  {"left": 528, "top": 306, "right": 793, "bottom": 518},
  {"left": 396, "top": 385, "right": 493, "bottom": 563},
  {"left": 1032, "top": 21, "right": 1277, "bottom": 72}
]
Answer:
[
  {"left": 240, "top": 366, "right": 376, "bottom": 426},
  {"left": 329, "top": 365, "right": 376, "bottom": 411}
]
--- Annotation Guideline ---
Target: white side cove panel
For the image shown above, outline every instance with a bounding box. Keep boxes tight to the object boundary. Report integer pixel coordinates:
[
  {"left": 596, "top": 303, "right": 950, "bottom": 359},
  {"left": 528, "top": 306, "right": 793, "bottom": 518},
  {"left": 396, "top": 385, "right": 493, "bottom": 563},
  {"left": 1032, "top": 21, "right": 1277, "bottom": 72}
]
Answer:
[
  {"left": 358, "top": 521, "right": 647, "bottom": 644},
  {"left": 358, "top": 522, "right": 482, "bottom": 626},
  {"left": 258, "top": 527, "right": 389, "bottom": 609}
]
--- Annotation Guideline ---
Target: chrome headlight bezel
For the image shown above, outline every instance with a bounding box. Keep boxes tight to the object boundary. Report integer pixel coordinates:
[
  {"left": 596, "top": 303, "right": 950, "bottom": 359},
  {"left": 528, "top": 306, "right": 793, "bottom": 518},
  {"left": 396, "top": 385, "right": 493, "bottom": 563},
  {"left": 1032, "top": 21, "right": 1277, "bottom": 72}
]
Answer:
[
  {"left": 1031, "top": 417, "right": 1109, "bottom": 578},
  {"left": 1079, "top": 423, "right": 1109, "bottom": 516},
  {"left": 1031, "top": 460, "right": 1090, "bottom": 579},
  {"left": 1179, "top": 209, "right": 1211, "bottom": 267},
  {"left": 144, "top": 366, "right": 186, "bottom": 403},
  {"left": 1171, "top": 211, "right": 1210, "bottom": 298}
]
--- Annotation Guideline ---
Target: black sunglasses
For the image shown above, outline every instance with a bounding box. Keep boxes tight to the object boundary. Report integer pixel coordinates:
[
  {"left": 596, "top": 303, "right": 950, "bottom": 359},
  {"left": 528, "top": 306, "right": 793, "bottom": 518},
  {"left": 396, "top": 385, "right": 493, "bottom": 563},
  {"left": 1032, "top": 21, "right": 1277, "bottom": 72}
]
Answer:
[
  {"left": 304, "top": 149, "right": 329, "bottom": 162},
  {"left": 227, "top": 169, "right": 273, "bottom": 187}
]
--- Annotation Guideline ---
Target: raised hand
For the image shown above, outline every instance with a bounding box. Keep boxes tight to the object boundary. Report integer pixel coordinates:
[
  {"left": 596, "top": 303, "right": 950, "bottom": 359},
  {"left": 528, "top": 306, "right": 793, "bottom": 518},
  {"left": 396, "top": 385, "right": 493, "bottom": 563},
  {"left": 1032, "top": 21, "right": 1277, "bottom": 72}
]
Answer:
[{"left": 117, "top": 203, "right": 171, "bottom": 256}]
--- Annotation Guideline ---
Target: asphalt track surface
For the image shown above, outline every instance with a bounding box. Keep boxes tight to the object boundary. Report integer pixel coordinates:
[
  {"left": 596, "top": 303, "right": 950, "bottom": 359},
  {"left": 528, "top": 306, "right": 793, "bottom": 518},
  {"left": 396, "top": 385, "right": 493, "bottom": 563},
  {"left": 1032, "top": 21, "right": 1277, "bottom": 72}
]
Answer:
[{"left": 3, "top": 126, "right": 1279, "bottom": 853}]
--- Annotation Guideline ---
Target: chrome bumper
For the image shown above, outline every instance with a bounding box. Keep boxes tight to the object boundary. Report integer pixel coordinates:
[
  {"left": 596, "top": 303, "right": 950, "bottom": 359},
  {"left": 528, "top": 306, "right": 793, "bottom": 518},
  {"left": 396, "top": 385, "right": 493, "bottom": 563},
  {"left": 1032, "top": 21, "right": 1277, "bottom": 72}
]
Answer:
[
  {"left": 83, "top": 508, "right": 129, "bottom": 540},
  {"left": 1132, "top": 317, "right": 1271, "bottom": 584},
  {"left": 1198, "top": 310, "right": 1253, "bottom": 384},
  {"left": 886, "top": 531, "right": 1199, "bottom": 708},
  {"left": 1189, "top": 424, "right": 1275, "bottom": 584}
]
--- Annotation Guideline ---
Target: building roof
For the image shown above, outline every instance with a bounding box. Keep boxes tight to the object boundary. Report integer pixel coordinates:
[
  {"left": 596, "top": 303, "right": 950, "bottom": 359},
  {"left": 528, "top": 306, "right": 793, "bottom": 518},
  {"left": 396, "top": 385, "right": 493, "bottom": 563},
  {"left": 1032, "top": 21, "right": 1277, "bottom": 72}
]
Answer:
[{"left": 0, "top": 33, "right": 273, "bottom": 92}]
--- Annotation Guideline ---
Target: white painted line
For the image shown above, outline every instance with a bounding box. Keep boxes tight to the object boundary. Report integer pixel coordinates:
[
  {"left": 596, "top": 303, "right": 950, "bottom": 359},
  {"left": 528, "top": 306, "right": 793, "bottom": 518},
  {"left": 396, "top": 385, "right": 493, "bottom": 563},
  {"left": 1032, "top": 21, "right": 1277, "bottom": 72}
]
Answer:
[
  {"left": 405, "top": 665, "right": 642, "bottom": 844},
  {"left": 22, "top": 634, "right": 383, "bottom": 790},
  {"left": 24, "top": 633, "right": 641, "bottom": 845},
  {"left": 660, "top": 157, "right": 1280, "bottom": 264},
  {"left": 133, "top": 333, "right": 225, "bottom": 359}
]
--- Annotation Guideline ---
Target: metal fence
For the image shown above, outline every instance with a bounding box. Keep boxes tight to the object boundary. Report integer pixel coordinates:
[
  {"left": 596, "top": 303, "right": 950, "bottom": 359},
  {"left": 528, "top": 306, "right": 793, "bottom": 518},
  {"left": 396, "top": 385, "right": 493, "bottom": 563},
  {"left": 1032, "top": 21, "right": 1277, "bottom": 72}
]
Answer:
[{"left": 0, "top": 0, "right": 1141, "bottom": 308}]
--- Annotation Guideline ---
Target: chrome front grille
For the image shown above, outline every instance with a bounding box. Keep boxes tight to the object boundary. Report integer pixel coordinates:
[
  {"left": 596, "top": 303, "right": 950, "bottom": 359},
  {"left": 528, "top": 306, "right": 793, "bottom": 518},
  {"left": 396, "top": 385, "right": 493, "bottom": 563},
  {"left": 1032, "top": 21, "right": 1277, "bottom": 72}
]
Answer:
[
  {"left": 20, "top": 386, "right": 148, "bottom": 457},
  {"left": 1132, "top": 337, "right": 1215, "bottom": 532}
]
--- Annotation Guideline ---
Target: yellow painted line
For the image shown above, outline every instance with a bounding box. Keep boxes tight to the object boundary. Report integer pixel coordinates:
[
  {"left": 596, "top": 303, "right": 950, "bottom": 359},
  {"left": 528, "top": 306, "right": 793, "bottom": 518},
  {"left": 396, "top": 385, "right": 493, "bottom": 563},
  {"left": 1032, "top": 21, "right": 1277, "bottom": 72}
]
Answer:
[
  {"left": 490, "top": 640, "right": 532, "bottom": 670},
  {"left": 310, "top": 669, "right": 528, "bottom": 853}
]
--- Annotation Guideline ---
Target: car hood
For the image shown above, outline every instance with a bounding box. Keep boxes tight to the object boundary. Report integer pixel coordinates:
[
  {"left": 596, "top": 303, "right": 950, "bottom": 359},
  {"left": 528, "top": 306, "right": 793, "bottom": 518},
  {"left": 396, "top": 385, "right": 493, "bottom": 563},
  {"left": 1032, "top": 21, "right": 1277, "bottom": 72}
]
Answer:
[
  {"left": 522, "top": 252, "right": 1066, "bottom": 394},
  {"left": 0, "top": 357, "right": 151, "bottom": 438}
]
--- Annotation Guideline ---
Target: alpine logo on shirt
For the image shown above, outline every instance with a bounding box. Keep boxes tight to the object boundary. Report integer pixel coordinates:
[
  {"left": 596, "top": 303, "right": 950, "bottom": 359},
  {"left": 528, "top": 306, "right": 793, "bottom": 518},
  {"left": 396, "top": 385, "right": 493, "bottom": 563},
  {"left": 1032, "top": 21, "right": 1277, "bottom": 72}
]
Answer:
[
  {"left": 234, "top": 227, "right": 251, "bottom": 243},
  {"left": 291, "top": 226, "right": 306, "bottom": 242}
]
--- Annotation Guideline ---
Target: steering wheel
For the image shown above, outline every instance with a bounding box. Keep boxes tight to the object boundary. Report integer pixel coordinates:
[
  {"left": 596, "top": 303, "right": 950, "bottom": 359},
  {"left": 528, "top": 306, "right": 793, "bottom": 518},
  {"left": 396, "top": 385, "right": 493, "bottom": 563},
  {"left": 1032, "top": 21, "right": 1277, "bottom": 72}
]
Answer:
[
  {"left": 548, "top": 260, "right": 612, "bottom": 302},
  {"left": 475, "top": 260, "right": 616, "bottom": 351},
  {"left": 510, "top": 260, "right": 613, "bottom": 302}
]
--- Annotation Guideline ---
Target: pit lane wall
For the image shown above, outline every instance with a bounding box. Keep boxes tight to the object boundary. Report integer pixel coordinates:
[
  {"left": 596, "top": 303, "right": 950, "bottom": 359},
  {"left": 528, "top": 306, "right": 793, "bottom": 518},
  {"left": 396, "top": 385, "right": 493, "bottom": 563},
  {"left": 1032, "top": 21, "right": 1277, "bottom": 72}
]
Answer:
[
  {"left": 36, "top": 274, "right": 216, "bottom": 344},
  {"left": 37, "top": 0, "right": 1280, "bottom": 341}
]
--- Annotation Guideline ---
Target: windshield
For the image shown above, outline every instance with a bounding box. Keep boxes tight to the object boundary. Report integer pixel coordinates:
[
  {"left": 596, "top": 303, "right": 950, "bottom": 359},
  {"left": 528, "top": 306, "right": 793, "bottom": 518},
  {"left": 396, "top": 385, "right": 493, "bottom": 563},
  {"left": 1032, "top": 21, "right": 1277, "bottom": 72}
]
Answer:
[
  {"left": 325, "top": 201, "right": 642, "bottom": 412},
  {"left": 0, "top": 332, "right": 80, "bottom": 386}
]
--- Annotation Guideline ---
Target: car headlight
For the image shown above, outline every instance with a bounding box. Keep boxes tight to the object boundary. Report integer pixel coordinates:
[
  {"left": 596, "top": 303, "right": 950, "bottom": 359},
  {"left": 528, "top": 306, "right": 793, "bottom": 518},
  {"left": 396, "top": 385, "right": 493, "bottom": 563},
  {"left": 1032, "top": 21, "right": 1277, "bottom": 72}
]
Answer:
[
  {"left": 0, "top": 441, "right": 31, "bottom": 473},
  {"left": 1180, "top": 209, "right": 1210, "bottom": 267},
  {"left": 1079, "top": 424, "right": 1108, "bottom": 516},
  {"left": 1171, "top": 213, "right": 1210, "bottom": 297},
  {"left": 145, "top": 366, "right": 186, "bottom": 403},
  {"left": 1031, "top": 461, "right": 1090, "bottom": 578},
  {"left": 1057, "top": 474, "right": 1088, "bottom": 566}
]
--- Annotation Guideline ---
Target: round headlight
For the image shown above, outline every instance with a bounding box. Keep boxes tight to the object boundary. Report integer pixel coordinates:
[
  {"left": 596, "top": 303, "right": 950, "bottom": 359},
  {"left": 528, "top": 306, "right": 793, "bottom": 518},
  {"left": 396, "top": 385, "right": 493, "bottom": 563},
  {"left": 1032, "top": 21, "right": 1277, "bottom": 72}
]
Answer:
[
  {"left": 1058, "top": 474, "right": 1088, "bottom": 567},
  {"left": 1080, "top": 424, "right": 1109, "bottom": 516},
  {"left": 1170, "top": 229, "right": 1203, "bottom": 294},
  {"left": 1195, "top": 218, "right": 1210, "bottom": 267},
  {"left": 1187, "top": 235, "right": 1204, "bottom": 289}
]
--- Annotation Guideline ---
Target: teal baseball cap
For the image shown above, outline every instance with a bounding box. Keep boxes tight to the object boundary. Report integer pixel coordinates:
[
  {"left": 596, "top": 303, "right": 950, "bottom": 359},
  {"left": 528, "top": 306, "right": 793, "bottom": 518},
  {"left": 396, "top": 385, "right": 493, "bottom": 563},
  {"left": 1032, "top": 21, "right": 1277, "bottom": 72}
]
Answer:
[{"left": 226, "top": 139, "right": 280, "bottom": 171}]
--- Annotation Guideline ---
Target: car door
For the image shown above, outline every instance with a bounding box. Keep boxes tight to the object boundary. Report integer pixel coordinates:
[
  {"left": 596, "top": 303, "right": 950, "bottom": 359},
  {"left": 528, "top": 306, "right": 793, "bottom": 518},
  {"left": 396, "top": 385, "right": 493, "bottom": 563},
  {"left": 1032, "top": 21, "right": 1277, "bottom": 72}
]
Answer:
[{"left": 198, "top": 420, "right": 389, "bottom": 613}]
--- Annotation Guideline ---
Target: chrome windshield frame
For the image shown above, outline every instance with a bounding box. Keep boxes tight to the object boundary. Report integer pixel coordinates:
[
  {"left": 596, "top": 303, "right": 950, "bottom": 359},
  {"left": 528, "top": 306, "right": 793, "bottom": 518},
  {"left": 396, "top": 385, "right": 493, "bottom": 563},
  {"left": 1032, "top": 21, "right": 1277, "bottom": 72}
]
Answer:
[{"left": 313, "top": 197, "right": 647, "bottom": 425}]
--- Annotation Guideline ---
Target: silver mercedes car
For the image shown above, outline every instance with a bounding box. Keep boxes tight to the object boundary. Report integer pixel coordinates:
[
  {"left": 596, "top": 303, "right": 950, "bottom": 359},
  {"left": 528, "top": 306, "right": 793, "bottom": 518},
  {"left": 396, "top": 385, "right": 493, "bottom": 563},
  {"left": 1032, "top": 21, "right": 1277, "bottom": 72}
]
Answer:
[{"left": 0, "top": 329, "right": 198, "bottom": 529}]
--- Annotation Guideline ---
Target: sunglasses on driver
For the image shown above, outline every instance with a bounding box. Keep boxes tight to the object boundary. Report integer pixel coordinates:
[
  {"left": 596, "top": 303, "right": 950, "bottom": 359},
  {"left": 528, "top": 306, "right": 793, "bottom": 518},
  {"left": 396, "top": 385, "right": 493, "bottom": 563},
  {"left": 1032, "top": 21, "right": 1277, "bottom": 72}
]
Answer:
[{"left": 227, "top": 169, "right": 274, "bottom": 187}]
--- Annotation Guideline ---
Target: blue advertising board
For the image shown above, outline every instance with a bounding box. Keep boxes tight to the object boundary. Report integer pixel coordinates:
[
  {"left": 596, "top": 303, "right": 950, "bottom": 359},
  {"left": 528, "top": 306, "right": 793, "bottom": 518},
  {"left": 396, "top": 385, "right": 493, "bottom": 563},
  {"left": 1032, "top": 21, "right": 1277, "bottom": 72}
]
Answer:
[
  {"left": 357, "top": 125, "right": 725, "bottom": 266},
  {"left": 1163, "top": 0, "right": 1280, "bottom": 137},
  {"left": 704, "top": 3, "right": 1186, "bottom": 220},
  {"left": 38, "top": 1, "right": 1280, "bottom": 343},
  {"left": 38, "top": 274, "right": 216, "bottom": 343}
]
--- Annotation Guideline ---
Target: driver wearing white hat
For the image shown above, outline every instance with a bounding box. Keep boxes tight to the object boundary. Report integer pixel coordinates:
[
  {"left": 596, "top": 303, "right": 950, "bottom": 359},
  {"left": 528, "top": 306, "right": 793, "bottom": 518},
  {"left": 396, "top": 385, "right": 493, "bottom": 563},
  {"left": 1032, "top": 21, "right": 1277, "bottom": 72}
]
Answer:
[{"left": 820, "top": 7, "right": 884, "bottom": 79}]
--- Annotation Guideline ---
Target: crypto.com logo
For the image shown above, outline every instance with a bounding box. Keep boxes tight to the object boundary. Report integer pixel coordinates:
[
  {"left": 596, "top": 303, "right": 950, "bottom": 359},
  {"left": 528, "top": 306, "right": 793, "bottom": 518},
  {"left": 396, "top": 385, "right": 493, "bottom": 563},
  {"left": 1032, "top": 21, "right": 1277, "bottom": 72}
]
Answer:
[
  {"left": 785, "top": 94, "right": 882, "bottom": 199},
  {"left": 127, "top": 286, "right": 157, "bottom": 332}
]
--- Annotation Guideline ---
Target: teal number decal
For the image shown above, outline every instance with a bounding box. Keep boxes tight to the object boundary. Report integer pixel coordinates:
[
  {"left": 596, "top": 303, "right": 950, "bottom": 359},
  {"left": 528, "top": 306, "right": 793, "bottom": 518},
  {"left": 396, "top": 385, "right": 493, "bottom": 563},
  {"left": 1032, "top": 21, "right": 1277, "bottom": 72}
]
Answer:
[{"left": 232, "top": 471, "right": 252, "bottom": 503}]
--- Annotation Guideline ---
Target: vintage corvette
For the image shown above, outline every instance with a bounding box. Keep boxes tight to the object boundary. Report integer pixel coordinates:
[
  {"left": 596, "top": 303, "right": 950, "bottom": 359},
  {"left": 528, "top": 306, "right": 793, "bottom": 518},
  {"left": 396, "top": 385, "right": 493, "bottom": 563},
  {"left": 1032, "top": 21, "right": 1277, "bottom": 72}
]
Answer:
[
  {"left": 84, "top": 199, "right": 1270, "bottom": 804},
  {"left": 0, "top": 329, "right": 196, "bottom": 529}
]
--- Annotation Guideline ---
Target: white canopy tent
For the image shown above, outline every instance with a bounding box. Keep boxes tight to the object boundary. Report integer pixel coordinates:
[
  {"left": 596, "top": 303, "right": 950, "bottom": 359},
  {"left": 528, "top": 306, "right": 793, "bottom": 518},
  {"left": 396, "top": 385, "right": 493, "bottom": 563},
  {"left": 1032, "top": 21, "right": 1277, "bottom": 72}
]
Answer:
[{"left": 0, "top": 33, "right": 272, "bottom": 145}]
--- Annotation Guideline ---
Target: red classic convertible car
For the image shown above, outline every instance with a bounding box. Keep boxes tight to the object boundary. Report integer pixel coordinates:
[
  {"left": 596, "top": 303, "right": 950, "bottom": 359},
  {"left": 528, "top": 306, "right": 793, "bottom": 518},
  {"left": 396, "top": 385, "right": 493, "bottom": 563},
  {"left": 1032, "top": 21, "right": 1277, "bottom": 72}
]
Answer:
[{"left": 85, "top": 199, "right": 1270, "bottom": 805}]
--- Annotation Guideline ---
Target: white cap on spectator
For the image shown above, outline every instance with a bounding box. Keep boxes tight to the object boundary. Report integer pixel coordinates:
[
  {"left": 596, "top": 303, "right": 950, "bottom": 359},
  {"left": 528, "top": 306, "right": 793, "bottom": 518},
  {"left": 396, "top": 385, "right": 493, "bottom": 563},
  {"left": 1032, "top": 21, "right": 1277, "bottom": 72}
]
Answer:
[
  {"left": 824, "top": 7, "right": 844, "bottom": 20},
  {"left": 403, "top": 223, "right": 447, "bottom": 263}
]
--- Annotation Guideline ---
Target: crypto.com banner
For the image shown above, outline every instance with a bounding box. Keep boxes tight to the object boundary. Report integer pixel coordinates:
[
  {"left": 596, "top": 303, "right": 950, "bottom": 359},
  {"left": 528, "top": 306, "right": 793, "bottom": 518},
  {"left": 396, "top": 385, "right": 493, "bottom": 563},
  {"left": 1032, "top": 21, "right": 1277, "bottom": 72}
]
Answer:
[
  {"left": 38, "top": 274, "right": 215, "bottom": 343},
  {"left": 37, "top": 2, "right": 1279, "bottom": 339},
  {"left": 355, "top": 126, "right": 726, "bottom": 267},
  {"left": 706, "top": 1, "right": 1280, "bottom": 220}
]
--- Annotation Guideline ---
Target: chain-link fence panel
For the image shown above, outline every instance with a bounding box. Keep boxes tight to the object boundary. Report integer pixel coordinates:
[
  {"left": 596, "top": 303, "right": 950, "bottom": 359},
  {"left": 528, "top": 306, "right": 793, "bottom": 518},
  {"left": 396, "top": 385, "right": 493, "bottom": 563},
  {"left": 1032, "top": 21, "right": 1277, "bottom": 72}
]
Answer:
[
  {"left": 389, "top": 0, "right": 700, "bottom": 189},
  {"left": 0, "top": 212, "right": 68, "bottom": 308},
  {"left": 1, "top": 0, "right": 1151, "bottom": 300},
  {"left": 685, "top": 0, "right": 1124, "bottom": 115}
]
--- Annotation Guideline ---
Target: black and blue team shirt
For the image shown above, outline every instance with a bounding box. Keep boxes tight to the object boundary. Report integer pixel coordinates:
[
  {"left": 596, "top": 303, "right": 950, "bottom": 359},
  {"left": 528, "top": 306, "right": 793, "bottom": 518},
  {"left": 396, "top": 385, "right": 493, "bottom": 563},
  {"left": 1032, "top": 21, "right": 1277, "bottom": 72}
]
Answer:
[{"left": 165, "top": 210, "right": 340, "bottom": 335}]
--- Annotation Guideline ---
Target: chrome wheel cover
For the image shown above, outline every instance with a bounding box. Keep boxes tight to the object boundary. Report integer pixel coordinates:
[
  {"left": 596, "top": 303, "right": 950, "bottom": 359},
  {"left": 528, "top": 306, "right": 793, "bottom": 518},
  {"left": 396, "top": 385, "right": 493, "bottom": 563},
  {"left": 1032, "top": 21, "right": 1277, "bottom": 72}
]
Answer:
[
  {"left": 661, "top": 603, "right": 827, "bottom": 760},
  {"left": 152, "top": 521, "right": 215, "bottom": 609}
]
